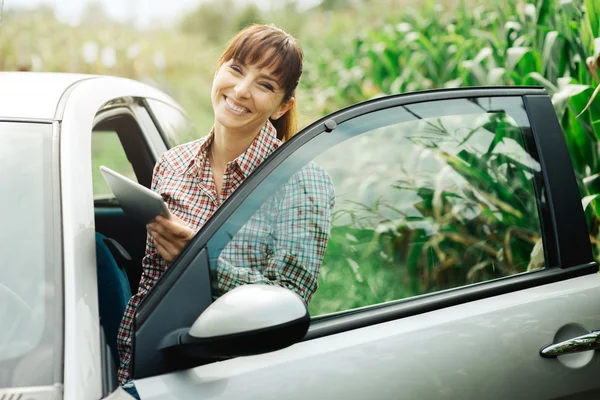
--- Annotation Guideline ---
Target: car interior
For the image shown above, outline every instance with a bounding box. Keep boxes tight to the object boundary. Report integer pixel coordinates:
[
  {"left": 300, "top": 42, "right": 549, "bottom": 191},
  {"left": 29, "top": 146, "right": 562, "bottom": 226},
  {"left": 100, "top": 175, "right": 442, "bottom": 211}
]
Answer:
[{"left": 91, "top": 107, "right": 158, "bottom": 387}]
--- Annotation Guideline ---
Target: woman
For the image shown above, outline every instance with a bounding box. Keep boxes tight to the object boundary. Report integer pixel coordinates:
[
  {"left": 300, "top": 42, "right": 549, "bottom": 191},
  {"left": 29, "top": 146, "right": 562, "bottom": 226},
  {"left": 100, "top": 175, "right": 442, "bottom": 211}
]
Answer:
[{"left": 116, "top": 24, "right": 335, "bottom": 395}]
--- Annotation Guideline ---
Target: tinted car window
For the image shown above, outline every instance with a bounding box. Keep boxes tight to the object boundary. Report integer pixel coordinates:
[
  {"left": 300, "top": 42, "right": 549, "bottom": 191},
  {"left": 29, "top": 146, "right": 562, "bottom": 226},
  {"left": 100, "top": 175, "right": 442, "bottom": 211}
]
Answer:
[
  {"left": 205, "top": 97, "right": 545, "bottom": 316},
  {"left": 0, "top": 122, "right": 58, "bottom": 387},
  {"left": 309, "top": 103, "right": 544, "bottom": 314}
]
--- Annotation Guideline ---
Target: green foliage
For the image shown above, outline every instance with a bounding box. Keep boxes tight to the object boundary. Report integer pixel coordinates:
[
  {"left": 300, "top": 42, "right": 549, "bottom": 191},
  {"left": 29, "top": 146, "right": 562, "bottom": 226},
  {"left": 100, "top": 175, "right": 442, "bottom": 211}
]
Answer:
[
  {"left": 180, "top": 0, "right": 267, "bottom": 44},
  {"left": 309, "top": 225, "right": 416, "bottom": 315},
  {"left": 233, "top": 4, "right": 264, "bottom": 32},
  {"left": 302, "top": 0, "right": 600, "bottom": 313},
  {"left": 91, "top": 131, "right": 138, "bottom": 196},
  {"left": 585, "top": 0, "right": 600, "bottom": 38},
  {"left": 301, "top": 0, "right": 600, "bottom": 263},
  {"left": 321, "top": 0, "right": 354, "bottom": 11},
  {"left": 5, "top": 0, "right": 600, "bottom": 313},
  {"left": 180, "top": 1, "right": 233, "bottom": 42},
  {"left": 308, "top": 112, "right": 543, "bottom": 315}
]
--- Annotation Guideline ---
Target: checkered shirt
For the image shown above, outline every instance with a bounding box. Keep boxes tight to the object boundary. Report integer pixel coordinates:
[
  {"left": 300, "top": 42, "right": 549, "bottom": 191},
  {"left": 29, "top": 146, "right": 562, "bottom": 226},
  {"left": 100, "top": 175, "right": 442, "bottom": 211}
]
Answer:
[{"left": 116, "top": 120, "right": 335, "bottom": 384}]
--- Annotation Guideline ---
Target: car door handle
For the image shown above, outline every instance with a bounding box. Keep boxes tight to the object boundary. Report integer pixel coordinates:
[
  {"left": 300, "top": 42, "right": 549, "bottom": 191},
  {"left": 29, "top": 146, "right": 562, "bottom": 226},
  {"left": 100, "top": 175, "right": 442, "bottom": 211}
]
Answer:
[{"left": 540, "top": 330, "right": 600, "bottom": 358}]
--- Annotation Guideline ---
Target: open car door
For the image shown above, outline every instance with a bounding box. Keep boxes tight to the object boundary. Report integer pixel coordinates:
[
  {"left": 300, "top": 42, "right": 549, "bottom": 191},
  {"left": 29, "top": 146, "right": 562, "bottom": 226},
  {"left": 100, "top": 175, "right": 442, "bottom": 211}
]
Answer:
[{"left": 133, "top": 87, "right": 600, "bottom": 400}]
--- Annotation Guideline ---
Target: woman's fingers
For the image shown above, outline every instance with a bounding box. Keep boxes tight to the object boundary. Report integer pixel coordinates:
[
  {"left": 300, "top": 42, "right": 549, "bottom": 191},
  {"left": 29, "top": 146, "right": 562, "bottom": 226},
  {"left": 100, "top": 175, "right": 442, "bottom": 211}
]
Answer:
[
  {"left": 152, "top": 238, "right": 172, "bottom": 262},
  {"left": 147, "top": 207, "right": 195, "bottom": 263},
  {"left": 150, "top": 215, "right": 194, "bottom": 240},
  {"left": 148, "top": 215, "right": 195, "bottom": 262},
  {"left": 149, "top": 228, "right": 177, "bottom": 261}
]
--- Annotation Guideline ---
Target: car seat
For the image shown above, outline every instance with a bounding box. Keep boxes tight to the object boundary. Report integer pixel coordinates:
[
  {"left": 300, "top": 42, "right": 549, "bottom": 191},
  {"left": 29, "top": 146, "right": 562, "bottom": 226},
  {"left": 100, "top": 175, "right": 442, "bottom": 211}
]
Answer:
[{"left": 95, "top": 232, "right": 133, "bottom": 363}]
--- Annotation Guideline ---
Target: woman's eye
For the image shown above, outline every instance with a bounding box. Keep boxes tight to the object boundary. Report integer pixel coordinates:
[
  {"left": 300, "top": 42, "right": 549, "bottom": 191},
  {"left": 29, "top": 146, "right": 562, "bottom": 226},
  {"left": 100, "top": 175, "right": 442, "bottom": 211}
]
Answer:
[
  {"left": 230, "top": 65, "right": 242, "bottom": 74},
  {"left": 260, "top": 82, "right": 274, "bottom": 91}
]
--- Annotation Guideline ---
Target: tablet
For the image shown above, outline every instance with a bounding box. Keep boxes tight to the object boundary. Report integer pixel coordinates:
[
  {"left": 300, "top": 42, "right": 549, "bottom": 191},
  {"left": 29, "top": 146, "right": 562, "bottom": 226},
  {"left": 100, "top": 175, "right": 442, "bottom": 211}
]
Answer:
[{"left": 100, "top": 165, "right": 169, "bottom": 224}]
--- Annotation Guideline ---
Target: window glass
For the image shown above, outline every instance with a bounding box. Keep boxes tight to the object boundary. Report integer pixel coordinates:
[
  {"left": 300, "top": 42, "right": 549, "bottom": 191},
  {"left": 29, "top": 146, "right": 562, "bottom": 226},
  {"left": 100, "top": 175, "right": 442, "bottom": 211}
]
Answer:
[
  {"left": 146, "top": 99, "right": 199, "bottom": 147},
  {"left": 0, "top": 122, "right": 57, "bottom": 386},
  {"left": 92, "top": 130, "right": 137, "bottom": 198},
  {"left": 206, "top": 97, "right": 545, "bottom": 317}
]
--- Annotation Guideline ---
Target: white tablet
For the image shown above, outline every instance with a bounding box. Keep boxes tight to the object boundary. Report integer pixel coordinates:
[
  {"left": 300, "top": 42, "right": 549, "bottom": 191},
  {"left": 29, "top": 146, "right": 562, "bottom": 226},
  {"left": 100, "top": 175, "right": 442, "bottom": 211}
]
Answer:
[{"left": 100, "top": 165, "right": 169, "bottom": 224}]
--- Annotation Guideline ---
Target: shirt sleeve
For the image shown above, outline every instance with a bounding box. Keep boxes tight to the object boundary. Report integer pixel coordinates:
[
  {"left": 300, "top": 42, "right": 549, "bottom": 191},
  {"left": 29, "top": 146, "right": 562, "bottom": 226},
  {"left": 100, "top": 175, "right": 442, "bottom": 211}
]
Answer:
[
  {"left": 135, "top": 157, "right": 170, "bottom": 296},
  {"left": 213, "top": 163, "right": 336, "bottom": 303}
]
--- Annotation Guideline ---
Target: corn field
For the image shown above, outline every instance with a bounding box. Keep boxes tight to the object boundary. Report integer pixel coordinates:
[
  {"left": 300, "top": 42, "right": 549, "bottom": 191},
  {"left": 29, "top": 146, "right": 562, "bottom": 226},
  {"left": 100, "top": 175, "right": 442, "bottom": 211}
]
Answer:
[
  {"left": 301, "top": 0, "right": 600, "bottom": 314},
  {"left": 2, "top": 0, "right": 600, "bottom": 314}
]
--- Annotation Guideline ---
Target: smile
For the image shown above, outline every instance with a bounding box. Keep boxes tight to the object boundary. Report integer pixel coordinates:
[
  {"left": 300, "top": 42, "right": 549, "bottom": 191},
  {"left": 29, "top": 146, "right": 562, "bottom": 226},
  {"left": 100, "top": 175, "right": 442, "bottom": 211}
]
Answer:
[{"left": 225, "top": 96, "right": 249, "bottom": 114}]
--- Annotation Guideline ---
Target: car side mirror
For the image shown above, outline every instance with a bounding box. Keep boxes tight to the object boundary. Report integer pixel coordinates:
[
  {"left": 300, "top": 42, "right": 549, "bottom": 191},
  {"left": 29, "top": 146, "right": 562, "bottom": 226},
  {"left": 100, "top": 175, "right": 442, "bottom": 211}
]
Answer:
[{"left": 159, "top": 284, "right": 309, "bottom": 359}]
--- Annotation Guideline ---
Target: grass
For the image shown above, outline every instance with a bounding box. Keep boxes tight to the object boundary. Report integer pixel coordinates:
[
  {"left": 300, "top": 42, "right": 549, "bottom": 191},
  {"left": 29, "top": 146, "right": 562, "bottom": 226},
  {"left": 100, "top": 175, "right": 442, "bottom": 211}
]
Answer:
[{"left": 309, "top": 225, "right": 418, "bottom": 315}]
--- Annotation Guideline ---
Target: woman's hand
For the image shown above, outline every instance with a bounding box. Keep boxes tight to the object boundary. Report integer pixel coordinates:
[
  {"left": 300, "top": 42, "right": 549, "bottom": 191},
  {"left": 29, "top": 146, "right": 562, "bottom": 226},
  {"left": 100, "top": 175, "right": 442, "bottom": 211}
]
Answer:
[{"left": 147, "top": 212, "right": 196, "bottom": 262}]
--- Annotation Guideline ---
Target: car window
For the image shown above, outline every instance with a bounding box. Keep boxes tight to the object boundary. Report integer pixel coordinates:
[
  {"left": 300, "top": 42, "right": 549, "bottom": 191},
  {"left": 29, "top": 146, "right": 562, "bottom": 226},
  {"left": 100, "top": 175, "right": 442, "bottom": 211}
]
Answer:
[
  {"left": 206, "top": 96, "right": 545, "bottom": 317},
  {"left": 0, "top": 122, "right": 57, "bottom": 387},
  {"left": 146, "top": 99, "right": 199, "bottom": 147},
  {"left": 309, "top": 106, "right": 544, "bottom": 315},
  {"left": 92, "top": 129, "right": 138, "bottom": 198}
]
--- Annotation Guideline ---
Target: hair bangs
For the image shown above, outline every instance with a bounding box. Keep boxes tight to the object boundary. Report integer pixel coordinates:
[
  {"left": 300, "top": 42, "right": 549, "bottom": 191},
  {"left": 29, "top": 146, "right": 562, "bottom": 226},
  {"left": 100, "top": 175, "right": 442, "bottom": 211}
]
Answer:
[{"left": 220, "top": 25, "right": 303, "bottom": 101}]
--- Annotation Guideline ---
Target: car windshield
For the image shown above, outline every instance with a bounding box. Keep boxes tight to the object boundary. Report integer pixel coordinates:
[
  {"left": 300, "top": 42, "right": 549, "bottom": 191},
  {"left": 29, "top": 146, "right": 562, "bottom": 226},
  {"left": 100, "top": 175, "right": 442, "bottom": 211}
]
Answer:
[{"left": 0, "top": 122, "right": 59, "bottom": 387}]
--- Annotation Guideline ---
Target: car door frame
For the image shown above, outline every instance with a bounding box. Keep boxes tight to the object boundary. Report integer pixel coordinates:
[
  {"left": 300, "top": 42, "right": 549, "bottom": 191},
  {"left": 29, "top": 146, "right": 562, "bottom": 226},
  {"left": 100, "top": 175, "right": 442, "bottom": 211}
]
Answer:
[
  {"left": 57, "top": 75, "right": 184, "bottom": 400},
  {"left": 93, "top": 105, "right": 158, "bottom": 188},
  {"left": 132, "top": 86, "right": 597, "bottom": 383}
]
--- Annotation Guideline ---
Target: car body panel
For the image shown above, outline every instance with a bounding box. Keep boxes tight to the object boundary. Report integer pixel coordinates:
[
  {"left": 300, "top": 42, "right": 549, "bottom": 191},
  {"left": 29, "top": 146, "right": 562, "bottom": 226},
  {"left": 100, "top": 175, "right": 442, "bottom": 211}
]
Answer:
[
  {"left": 0, "top": 384, "right": 64, "bottom": 400},
  {"left": 0, "top": 72, "right": 181, "bottom": 122},
  {"left": 136, "top": 274, "right": 600, "bottom": 400},
  {"left": 57, "top": 74, "right": 179, "bottom": 400},
  {"left": 104, "top": 387, "right": 137, "bottom": 400},
  {"left": 131, "top": 88, "right": 600, "bottom": 399},
  {"left": 0, "top": 72, "right": 91, "bottom": 121}
]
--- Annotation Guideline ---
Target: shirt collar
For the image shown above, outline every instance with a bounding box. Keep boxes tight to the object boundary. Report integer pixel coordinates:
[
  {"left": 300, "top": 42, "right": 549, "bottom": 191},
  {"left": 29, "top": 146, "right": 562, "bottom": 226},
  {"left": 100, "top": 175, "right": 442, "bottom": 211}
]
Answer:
[
  {"left": 185, "top": 119, "right": 281, "bottom": 178},
  {"left": 175, "top": 136, "right": 209, "bottom": 176},
  {"left": 234, "top": 119, "right": 281, "bottom": 178}
]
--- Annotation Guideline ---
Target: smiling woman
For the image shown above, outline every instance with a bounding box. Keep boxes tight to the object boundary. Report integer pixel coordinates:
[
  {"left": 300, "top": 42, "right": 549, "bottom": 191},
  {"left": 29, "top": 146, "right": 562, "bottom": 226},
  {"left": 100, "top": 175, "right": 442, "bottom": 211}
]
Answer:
[
  {"left": 211, "top": 24, "right": 303, "bottom": 142},
  {"left": 116, "top": 24, "right": 334, "bottom": 394}
]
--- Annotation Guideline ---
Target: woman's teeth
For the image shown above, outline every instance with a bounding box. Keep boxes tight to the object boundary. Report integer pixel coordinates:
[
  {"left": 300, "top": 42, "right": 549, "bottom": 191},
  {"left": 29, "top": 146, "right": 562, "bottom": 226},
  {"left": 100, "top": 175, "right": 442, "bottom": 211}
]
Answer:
[{"left": 226, "top": 97, "right": 248, "bottom": 113}]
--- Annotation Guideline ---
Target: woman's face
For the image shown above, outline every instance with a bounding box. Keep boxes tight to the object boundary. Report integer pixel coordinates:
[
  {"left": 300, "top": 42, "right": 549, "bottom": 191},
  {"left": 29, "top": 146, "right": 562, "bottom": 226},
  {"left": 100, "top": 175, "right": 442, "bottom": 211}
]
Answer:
[{"left": 211, "top": 58, "right": 293, "bottom": 136}]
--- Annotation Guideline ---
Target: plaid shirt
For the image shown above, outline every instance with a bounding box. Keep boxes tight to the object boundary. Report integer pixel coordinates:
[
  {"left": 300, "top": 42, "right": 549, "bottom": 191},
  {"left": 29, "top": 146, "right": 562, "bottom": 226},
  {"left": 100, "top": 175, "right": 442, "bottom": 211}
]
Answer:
[{"left": 116, "top": 120, "right": 335, "bottom": 384}]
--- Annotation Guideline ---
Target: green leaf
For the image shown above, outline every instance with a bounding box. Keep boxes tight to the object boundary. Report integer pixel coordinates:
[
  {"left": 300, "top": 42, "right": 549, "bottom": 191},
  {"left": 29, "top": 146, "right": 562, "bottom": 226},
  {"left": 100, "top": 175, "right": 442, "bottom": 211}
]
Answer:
[
  {"left": 582, "top": 194, "right": 600, "bottom": 210},
  {"left": 585, "top": 0, "right": 600, "bottom": 39},
  {"left": 506, "top": 47, "right": 530, "bottom": 70},
  {"left": 525, "top": 72, "right": 559, "bottom": 92},
  {"left": 537, "top": 0, "right": 552, "bottom": 26},
  {"left": 487, "top": 67, "right": 505, "bottom": 84},
  {"left": 473, "top": 46, "right": 493, "bottom": 65},
  {"left": 564, "top": 92, "right": 598, "bottom": 173},
  {"left": 583, "top": 173, "right": 600, "bottom": 192},
  {"left": 576, "top": 83, "right": 600, "bottom": 118},
  {"left": 552, "top": 82, "right": 590, "bottom": 119},
  {"left": 542, "top": 31, "right": 560, "bottom": 79}
]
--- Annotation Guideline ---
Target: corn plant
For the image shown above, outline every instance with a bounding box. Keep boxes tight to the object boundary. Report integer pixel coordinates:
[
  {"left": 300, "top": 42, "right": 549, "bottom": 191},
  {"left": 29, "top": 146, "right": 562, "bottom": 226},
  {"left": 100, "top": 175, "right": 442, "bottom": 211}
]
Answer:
[
  {"left": 309, "top": 113, "right": 543, "bottom": 315},
  {"left": 303, "top": 0, "right": 600, "bottom": 254},
  {"left": 3, "top": 0, "right": 600, "bottom": 314}
]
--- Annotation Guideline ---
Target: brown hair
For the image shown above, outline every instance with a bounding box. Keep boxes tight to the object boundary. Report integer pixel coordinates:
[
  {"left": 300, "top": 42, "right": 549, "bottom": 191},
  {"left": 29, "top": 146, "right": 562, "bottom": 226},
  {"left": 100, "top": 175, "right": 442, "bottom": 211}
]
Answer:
[{"left": 216, "top": 24, "right": 303, "bottom": 141}]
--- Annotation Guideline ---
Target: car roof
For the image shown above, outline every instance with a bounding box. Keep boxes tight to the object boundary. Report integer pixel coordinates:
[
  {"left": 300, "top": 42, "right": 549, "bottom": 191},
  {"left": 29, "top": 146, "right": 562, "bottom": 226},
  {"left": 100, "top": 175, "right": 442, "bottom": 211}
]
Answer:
[
  {"left": 0, "top": 72, "right": 178, "bottom": 121},
  {"left": 0, "top": 72, "right": 95, "bottom": 121}
]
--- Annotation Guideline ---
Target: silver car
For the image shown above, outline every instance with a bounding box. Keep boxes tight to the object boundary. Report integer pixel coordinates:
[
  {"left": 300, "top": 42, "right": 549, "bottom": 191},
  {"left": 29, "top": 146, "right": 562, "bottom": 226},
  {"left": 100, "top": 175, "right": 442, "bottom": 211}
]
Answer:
[{"left": 1, "top": 72, "right": 600, "bottom": 400}]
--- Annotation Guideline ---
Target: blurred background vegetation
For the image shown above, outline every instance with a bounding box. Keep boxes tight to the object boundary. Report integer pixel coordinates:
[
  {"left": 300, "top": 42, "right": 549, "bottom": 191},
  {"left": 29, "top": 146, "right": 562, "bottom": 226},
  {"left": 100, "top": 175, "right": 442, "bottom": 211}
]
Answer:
[{"left": 3, "top": 0, "right": 600, "bottom": 313}]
